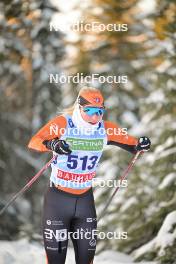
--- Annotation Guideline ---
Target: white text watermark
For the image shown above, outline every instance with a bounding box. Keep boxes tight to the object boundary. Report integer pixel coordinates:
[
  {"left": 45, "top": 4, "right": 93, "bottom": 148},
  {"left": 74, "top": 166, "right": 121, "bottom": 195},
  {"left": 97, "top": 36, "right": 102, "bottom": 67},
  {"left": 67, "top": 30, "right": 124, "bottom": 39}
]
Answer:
[
  {"left": 49, "top": 73, "right": 128, "bottom": 84},
  {"left": 49, "top": 124, "right": 128, "bottom": 137},
  {"left": 50, "top": 21, "right": 128, "bottom": 32}
]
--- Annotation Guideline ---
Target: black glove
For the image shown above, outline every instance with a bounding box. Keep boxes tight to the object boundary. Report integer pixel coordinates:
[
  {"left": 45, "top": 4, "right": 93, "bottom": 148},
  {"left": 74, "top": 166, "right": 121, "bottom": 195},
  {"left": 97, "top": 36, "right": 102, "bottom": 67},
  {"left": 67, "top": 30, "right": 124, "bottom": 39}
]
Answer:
[
  {"left": 43, "top": 138, "right": 72, "bottom": 155},
  {"left": 136, "top": 136, "right": 151, "bottom": 152}
]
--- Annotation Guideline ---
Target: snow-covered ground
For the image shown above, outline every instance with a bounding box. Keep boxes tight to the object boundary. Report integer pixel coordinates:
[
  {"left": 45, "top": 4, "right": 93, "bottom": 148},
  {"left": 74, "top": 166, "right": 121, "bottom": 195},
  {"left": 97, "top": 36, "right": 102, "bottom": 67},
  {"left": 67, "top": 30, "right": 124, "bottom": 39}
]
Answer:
[{"left": 0, "top": 239, "right": 157, "bottom": 264}]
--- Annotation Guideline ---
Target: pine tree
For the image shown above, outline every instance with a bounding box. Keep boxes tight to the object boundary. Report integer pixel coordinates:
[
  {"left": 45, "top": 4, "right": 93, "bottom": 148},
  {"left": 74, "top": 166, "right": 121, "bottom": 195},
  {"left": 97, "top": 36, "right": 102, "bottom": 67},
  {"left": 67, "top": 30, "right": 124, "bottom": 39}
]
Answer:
[
  {"left": 0, "top": 0, "right": 65, "bottom": 237},
  {"left": 104, "top": 0, "right": 176, "bottom": 263}
]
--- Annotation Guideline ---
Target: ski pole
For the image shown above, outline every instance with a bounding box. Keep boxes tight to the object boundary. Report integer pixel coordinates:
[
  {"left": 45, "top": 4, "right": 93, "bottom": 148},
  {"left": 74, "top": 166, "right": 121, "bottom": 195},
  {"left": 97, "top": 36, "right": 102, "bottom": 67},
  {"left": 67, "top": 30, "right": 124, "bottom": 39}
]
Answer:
[
  {"left": 97, "top": 151, "right": 142, "bottom": 222},
  {"left": 0, "top": 155, "right": 56, "bottom": 216}
]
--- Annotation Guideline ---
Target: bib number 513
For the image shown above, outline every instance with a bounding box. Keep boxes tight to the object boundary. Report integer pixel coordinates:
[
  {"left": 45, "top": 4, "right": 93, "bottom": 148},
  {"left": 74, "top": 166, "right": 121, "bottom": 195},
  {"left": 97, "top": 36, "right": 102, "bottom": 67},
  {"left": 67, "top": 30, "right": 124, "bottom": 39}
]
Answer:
[{"left": 67, "top": 155, "right": 98, "bottom": 170}]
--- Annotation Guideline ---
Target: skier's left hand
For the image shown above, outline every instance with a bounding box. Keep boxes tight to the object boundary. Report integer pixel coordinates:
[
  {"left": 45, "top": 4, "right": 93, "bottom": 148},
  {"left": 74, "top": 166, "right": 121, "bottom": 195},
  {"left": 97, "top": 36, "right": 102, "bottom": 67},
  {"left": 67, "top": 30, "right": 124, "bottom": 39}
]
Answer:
[{"left": 136, "top": 136, "right": 151, "bottom": 152}]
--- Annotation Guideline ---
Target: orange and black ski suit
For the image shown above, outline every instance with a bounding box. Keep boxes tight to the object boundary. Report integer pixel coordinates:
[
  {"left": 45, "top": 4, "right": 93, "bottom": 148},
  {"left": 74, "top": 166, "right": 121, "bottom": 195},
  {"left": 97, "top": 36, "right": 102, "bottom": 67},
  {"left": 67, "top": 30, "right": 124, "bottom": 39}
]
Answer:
[{"left": 28, "top": 115, "right": 137, "bottom": 264}]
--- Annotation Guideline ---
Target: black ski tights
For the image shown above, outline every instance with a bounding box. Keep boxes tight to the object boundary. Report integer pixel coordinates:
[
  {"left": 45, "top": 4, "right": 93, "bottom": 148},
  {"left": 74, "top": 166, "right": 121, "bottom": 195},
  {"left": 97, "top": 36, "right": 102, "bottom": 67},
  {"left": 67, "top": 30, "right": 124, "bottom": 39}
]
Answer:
[{"left": 42, "top": 184, "right": 97, "bottom": 264}]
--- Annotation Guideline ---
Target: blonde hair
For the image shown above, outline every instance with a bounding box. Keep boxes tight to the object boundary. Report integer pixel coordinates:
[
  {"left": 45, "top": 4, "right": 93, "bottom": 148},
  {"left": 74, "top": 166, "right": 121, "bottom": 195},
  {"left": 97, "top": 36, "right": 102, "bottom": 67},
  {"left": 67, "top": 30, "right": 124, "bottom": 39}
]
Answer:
[{"left": 61, "top": 86, "right": 102, "bottom": 116}]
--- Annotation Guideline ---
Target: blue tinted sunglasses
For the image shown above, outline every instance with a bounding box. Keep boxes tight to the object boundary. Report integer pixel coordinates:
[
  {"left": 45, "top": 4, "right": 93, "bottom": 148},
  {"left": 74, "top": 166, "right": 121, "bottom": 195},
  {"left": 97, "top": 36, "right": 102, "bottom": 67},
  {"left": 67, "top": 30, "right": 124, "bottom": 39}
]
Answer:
[{"left": 82, "top": 106, "right": 106, "bottom": 116}]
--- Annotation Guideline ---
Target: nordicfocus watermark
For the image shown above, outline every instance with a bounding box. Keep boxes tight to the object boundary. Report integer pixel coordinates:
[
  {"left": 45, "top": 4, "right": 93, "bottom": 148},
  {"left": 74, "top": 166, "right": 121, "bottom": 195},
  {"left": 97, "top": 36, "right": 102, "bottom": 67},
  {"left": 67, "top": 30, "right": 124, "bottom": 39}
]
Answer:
[
  {"left": 50, "top": 21, "right": 128, "bottom": 32},
  {"left": 44, "top": 228, "right": 128, "bottom": 242},
  {"left": 50, "top": 178, "right": 128, "bottom": 189},
  {"left": 49, "top": 124, "right": 128, "bottom": 137},
  {"left": 93, "top": 179, "right": 127, "bottom": 188},
  {"left": 49, "top": 73, "right": 128, "bottom": 84}
]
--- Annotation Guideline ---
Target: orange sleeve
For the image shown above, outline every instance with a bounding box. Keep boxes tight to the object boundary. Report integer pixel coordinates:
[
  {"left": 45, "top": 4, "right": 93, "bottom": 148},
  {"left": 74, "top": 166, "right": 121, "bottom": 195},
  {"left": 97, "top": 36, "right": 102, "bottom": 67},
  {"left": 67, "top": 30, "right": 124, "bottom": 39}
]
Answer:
[
  {"left": 104, "top": 121, "right": 138, "bottom": 153},
  {"left": 28, "top": 115, "right": 67, "bottom": 152}
]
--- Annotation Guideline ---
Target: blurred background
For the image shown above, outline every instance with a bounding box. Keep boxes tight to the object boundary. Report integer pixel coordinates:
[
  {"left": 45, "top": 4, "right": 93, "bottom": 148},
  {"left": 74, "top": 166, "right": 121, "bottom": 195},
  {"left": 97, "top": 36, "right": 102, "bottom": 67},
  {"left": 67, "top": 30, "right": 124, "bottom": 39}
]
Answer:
[{"left": 0, "top": 0, "right": 175, "bottom": 263}]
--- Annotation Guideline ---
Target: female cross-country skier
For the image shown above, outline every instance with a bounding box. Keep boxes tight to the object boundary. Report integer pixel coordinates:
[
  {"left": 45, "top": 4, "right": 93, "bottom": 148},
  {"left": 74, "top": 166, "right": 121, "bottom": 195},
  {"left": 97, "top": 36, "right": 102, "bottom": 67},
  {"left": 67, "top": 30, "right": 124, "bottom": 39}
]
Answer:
[{"left": 28, "top": 86, "right": 151, "bottom": 264}]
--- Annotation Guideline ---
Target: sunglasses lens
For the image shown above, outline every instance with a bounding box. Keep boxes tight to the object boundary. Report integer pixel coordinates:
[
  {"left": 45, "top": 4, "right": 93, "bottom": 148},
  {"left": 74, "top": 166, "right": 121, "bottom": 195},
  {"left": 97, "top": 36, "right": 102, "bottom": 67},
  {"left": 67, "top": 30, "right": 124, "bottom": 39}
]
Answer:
[{"left": 83, "top": 107, "right": 105, "bottom": 116}]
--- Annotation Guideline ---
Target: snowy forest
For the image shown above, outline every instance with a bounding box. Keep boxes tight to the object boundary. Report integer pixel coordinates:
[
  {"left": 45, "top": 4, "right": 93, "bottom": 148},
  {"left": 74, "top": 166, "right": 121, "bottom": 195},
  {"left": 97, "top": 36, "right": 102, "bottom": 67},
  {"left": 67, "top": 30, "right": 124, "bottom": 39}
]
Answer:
[{"left": 0, "top": 0, "right": 176, "bottom": 263}]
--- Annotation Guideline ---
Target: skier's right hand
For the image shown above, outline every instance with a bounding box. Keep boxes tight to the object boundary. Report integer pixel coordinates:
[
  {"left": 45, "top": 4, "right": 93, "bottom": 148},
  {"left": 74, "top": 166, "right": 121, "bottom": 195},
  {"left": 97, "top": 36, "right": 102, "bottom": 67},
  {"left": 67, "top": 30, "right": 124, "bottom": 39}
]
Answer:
[{"left": 43, "top": 138, "right": 72, "bottom": 155}]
